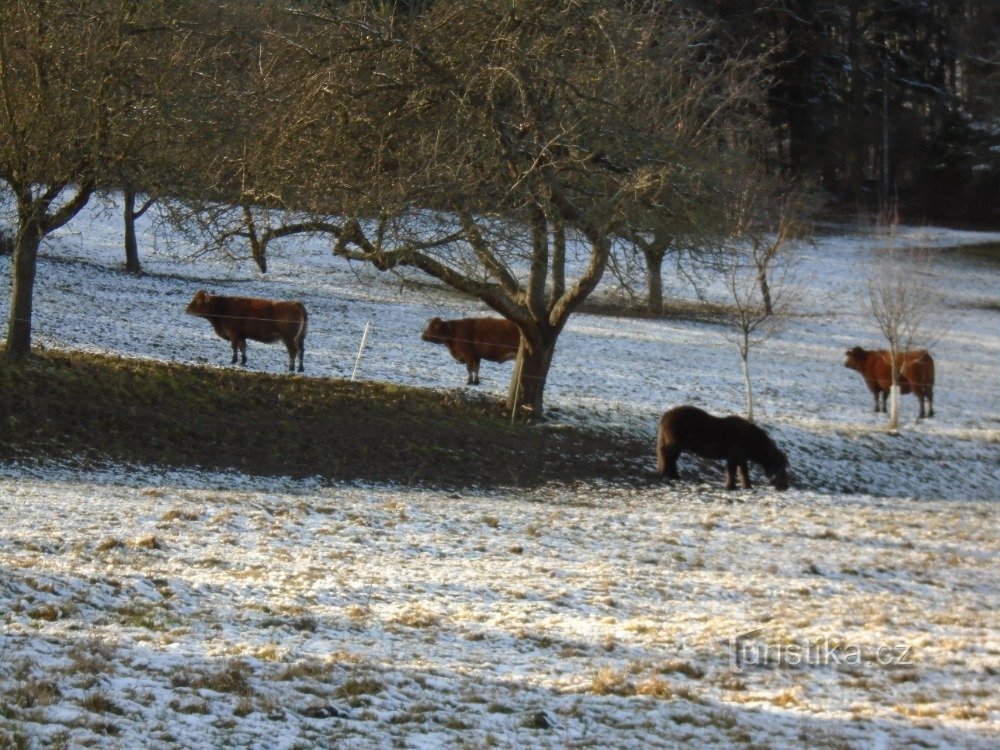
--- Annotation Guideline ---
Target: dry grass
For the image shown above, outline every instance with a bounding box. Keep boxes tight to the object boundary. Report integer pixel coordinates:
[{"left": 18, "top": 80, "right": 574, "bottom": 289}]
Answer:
[
  {"left": 389, "top": 606, "right": 441, "bottom": 629},
  {"left": 590, "top": 667, "right": 634, "bottom": 696},
  {"left": 333, "top": 677, "right": 384, "bottom": 699},
  {"left": 172, "top": 661, "right": 255, "bottom": 697},
  {"left": 636, "top": 676, "right": 674, "bottom": 699}
]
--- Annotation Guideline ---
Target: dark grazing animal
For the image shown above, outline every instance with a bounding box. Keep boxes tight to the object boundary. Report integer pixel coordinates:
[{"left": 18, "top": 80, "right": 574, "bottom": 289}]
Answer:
[
  {"left": 421, "top": 316, "right": 520, "bottom": 385},
  {"left": 185, "top": 290, "right": 308, "bottom": 372},
  {"left": 843, "top": 346, "right": 935, "bottom": 418},
  {"left": 656, "top": 405, "right": 789, "bottom": 491}
]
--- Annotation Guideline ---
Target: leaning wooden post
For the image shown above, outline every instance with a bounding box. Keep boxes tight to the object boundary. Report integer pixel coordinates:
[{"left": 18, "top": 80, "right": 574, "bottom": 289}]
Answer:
[
  {"left": 351, "top": 321, "right": 372, "bottom": 381},
  {"left": 508, "top": 344, "right": 525, "bottom": 424}
]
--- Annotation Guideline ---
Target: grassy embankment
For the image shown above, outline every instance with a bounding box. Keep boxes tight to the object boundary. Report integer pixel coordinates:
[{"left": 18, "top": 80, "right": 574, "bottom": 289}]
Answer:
[{"left": 0, "top": 350, "right": 649, "bottom": 487}]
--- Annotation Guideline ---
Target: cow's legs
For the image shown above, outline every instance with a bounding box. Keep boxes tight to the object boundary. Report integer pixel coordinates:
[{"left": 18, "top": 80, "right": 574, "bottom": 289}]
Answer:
[
  {"left": 238, "top": 338, "right": 247, "bottom": 367},
  {"left": 297, "top": 341, "right": 304, "bottom": 373},
  {"left": 927, "top": 391, "right": 934, "bottom": 418},
  {"left": 875, "top": 390, "right": 887, "bottom": 413},
  {"left": 229, "top": 336, "right": 240, "bottom": 365},
  {"left": 284, "top": 340, "right": 298, "bottom": 372},
  {"left": 471, "top": 358, "right": 481, "bottom": 385},
  {"left": 917, "top": 394, "right": 926, "bottom": 419}
]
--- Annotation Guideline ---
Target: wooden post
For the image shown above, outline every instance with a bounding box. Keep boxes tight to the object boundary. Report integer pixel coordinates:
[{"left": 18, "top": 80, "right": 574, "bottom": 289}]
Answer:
[{"left": 351, "top": 321, "right": 371, "bottom": 381}]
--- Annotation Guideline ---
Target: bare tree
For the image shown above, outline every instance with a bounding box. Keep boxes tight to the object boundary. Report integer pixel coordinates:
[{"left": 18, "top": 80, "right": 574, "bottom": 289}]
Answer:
[
  {"left": 122, "top": 186, "right": 156, "bottom": 274},
  {"left": 867, "top": 218, "right": 940, "bottom": 431},
  {"left": 287, "top": 0, "right": 767, "bottom": 416},
  {"left": 706, "top": 180, "right": 803, "bottom": 421},
  {"left": 156, "top": 3, "right": 347, "bottom": 274},
  {"left": 0, "top": 1, "right": 192, "bottom": 355}
]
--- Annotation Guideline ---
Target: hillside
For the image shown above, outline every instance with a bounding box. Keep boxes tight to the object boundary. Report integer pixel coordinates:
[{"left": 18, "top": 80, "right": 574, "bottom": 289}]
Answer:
[{"left": 0, "top": 350, "right": 648, "bottom": 488}]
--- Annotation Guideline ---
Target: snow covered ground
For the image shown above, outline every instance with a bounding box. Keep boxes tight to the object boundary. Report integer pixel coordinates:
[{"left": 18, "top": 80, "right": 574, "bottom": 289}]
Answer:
[{"left": 1, "top": 199, "right": 998, "bottom": 747}]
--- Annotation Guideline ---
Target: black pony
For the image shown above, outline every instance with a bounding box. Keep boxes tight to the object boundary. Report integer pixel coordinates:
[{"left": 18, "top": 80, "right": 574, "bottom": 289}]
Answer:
[{"left": 656, "top": 405, "right": 789, "bottom": 491}]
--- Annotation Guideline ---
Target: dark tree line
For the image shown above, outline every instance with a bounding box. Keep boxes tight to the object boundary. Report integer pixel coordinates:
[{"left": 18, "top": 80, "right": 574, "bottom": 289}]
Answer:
[{"left": 685, "top": 0, "right": 999, "bottom": 225}]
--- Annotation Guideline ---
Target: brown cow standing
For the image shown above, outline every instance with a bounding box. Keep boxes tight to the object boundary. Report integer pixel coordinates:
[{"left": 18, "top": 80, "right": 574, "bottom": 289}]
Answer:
[
  {"left": 843, "top": 346, "right": 935, "bottom": 418},
  {"left": 421, "top": 316, "right": 520, "bottom": 385},
  {"left": 656, "top": 405, "right": 789, "bottom": 491},
  {"left": 185, "top": 290, "right": 308, "bottom": 372}
]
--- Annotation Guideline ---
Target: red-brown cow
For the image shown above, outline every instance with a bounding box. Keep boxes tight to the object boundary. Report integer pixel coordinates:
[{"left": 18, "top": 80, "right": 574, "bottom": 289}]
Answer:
[
  {"left": 186, "top": 290, "right": 308, "bottom": 372},
  {"left": 844, "top": 346, "right": 935, "bottom": 418},
  {"left": 421, "top": 316, "right": 520, "bottom": 385}
]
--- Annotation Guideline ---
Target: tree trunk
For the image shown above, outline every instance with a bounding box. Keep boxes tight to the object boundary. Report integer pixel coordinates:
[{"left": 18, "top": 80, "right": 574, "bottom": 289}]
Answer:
[
  {"left": 243, "top": 203, "right": 267, "bottom": 273},
  {"left": 507, "top": 332, "right": 557, "bottom": 418},
  {"left": 5, "top": 221, "right": 42, "bottom": 358},
  {"left": 757, "top": 263, "right": 773, "bottom": 316},
  {"left": 888, "top": 384, "right": 900, "bottom": 431},
  {"left": 887, "top": 351, "right": 902, "bottom": 431},
  {"left": 741, "top": 352, "right": 755, "bottom": 423},
  {"left": 846, "top": 0, "right": 865, "bottom": 201},
  {"left": 123, "top": 186, "right": 141, "bottom": 274},
  {"left": 644, "top": 248, "right": 665, "bottom": 315},
  {"left": 881, "top": 59, "right": 891, "bottom": 207}
]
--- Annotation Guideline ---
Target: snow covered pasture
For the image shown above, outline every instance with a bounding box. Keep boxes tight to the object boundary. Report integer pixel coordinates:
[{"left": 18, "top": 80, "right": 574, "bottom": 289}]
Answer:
[
  {"left": 1, "top": 468, "right": 997, "bottom": 748},
  {"left": 1, "top": 200, "right": 999, "bottom": 747}
]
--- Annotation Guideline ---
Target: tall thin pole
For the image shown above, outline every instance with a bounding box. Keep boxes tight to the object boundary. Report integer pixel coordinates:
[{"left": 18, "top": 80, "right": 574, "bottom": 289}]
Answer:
[{"left": 351, "top": 321, "right": 371, "bottom": 381}]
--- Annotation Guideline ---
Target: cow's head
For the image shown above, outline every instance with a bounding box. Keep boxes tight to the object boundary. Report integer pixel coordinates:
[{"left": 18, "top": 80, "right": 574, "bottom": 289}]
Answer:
[
  {"left": 844, "top": 346, "right": 867, "bottom": 371},
  {"left": 186, "top": 290, "right": 213, "bottom": 316},
  {"left": 421, "top": 317, "right": 450, "bottom": 343}
]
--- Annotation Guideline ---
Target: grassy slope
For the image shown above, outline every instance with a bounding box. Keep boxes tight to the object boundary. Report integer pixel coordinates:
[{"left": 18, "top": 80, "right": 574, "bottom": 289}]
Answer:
[{"left": 0, "top": 350, "right": 650, "bottom": 487}]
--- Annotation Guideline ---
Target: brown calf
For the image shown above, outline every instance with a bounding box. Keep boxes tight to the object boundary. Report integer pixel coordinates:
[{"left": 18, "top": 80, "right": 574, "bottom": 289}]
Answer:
[
  {"left": 421, "top": 316, "right": 520, "bottom": 385},
  {"left": 843, "top": 346, "right": 935, "bottom": 418},
  {"left": 186, "top": 290, "right": 308, "bottom": 372}
]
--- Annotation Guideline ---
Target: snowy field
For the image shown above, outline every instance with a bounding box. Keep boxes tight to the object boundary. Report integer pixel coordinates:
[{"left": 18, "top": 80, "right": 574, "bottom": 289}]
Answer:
[{"left": 1, "top": 200, "right": 999, "bottom": 747}]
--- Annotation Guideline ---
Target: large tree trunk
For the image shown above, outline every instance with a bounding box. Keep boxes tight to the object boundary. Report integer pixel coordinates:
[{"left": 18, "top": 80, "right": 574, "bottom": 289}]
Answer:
[
  {"left": 123, "top": 186, "right": 141, "bottom": 274},
  {"left": 644, "top": 248, "right": 665, "bottom": 315},
  {"left": 507, "top": 332, "right": 558, "bottom": 419},
  {"left": 4, "top": 182, "right": 93, "bottom": 358},
  {"left": 5, "top": 221, "right": 42, "bottom": 358}
]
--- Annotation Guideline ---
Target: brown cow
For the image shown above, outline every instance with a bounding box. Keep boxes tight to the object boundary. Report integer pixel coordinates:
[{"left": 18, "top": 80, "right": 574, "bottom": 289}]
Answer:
[
  {"left": 656, "top": 405, "right": 789, "bottom": 491},
  {"left": 843, "top": 346, "right": 935, "bottom": 418},
  {"left": 421, "top": 316, "right": 520, "bottom": 385},
  {"left": 185, "top": 290, "right": 308, "bottom": 372}
]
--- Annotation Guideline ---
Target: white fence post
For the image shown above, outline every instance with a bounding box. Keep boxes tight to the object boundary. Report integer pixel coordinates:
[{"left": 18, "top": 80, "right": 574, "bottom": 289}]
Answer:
[{"left": 351, "top": 321, "right": 372, "bottom": 381}]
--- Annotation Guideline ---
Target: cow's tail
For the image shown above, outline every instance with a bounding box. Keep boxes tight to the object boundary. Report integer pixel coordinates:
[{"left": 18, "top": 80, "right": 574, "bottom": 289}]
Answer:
[
  {"left": 919, "top": 350, "right": 935, "bottom": 389},
  {"left": 902, "top": 350, "right": 934, "bottom": 385},
  {"left": 295, "top": 305, "right": 308, "bottom": 348}
]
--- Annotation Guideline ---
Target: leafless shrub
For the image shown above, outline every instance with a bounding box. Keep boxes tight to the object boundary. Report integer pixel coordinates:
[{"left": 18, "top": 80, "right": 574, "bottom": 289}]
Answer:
[{"left": 866, "top": 216, "right": 943, "bottom": 430}]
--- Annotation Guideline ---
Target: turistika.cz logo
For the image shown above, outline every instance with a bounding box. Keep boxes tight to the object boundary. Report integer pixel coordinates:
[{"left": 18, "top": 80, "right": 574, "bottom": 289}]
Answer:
[{"left": 729, "top": 628, "right": 914, "bottom": 672}]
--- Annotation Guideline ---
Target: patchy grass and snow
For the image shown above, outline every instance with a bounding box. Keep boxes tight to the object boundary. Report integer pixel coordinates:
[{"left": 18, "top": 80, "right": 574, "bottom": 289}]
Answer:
[
  {"left": 1, "top": 468, "right": 997, "bottom": 748},
  {"left": 1, "top": 199, "right": 998, "bottom": 747}
]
